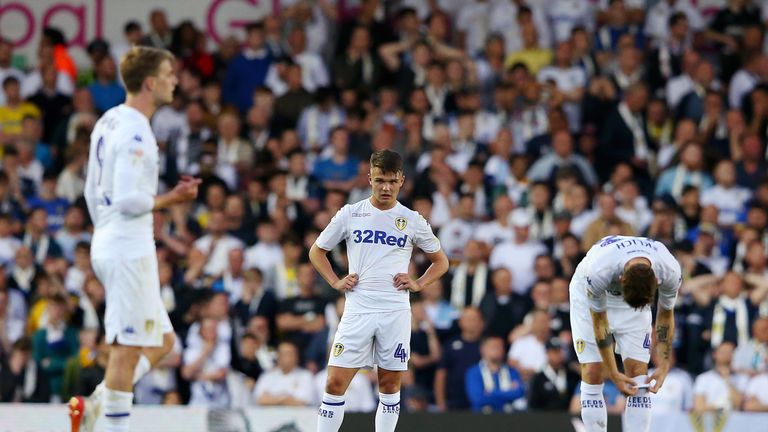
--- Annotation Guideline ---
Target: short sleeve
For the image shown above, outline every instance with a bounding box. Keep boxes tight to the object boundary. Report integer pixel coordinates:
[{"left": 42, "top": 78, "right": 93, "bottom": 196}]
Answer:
[
  {"left": 412, "top": 213, "right": 441, "bottom": 253},
  {"left": 658, "top": 254, "right": 682, "bottom": 311},
  {"left": 315, "top": 205, "right": 349, "bottom": 250},
  {"left": 585, "top": 267, "right": 611, "bottom": 312}
]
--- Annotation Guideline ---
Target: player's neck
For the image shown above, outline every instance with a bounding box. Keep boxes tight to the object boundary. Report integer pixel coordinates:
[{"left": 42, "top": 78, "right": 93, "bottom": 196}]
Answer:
[
  {"left": 369, "top": 196, "right": 397, "bottom": 211},
  {"left": 125, "top": 93, "right": 158, "bottom": 120}
]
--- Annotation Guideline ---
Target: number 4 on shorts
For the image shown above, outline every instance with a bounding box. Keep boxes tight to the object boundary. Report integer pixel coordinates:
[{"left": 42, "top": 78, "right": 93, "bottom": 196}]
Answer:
[{"left": 394, "top": 343, "right": 407, "bottom": 362}]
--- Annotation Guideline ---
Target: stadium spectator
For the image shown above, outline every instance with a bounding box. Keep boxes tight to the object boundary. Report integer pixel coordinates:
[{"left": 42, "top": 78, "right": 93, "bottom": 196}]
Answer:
[
  {"left": 31, "top": 293, "right": 78, "bottom": 402},
  {"left": 465, "top": 335, "right": 525, "bottom": 413},
  {"left": 692, "top": 342, "right": 748, "bottom": 412},
  {"left": 434, "top": 307, "right": 483, "bottom": 411},
  {"left": 527, "top": 337, "right": 579, "bottom": 411},
  {"left": 253, "top": 341, "right": 313, "bottom": 406}
]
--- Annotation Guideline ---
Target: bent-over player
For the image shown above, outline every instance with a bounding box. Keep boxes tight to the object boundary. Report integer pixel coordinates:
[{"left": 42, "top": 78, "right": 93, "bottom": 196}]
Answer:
[{"left": 570, "top": 235, "right": 681, "bottom": 432}]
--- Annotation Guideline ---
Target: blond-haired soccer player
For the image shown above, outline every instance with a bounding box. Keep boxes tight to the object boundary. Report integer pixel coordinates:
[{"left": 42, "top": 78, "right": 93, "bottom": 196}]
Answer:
[
  {"left": 75, "top": 46, "right": 201, "bottom": 432},
  {"left": 311, "top": 150, "right": 449, "bottom": 432}
]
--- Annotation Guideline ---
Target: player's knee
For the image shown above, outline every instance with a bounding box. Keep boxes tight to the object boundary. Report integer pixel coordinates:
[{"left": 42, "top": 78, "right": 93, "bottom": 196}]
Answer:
[
  {"left": 110, "top": 344, "right": 142, "bottom": 368},
  {"left": 581, "top": 363, "right": 604, "bottom": 384},
  {"left": 377, "top": 372, "right": 402, "bottom": 394},
  {"left": 324, "top": 374, "right": 347, "bottom": 395}
]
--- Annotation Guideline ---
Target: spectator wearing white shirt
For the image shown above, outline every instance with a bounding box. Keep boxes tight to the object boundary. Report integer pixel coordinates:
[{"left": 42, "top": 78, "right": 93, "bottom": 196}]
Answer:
[
  {"left": 538, "top": 41, "right": 587, "bottom": 131},
  {"left": 438, "top": 194, "right": 478, "bottom": 261},
  {"left": 0, "top": 272, "right": 27, "bottom": 351},
  {"left": 615, "top": 180, "right": 653, "bottom": 234},
  {"left": 744, "top": 372, "right": 768, "bottom": 411},
  {"left": 489, "top": 208, "right": 548, "bottom": 294},
  {"left": 728, "top": 54, "right": 766, "bottom": 109},
  {"left": 245, "top": 220, "right": 284, "bottom": 285},
  {"left": 286, "top": 26, "right": 329, "bottom": 94},
  {"left": 254, "top": 341, "right": 314, "bottom": 406},
  {"left": 692, "top": 342, "right": 749, "bottom": 412},
  {"left": 456, "top": 0, "right": 493, "bottom": 57},
  {"left": 507, "top": 310, "right": 550, "bottom": 382},
  {"left": 732, "top": 317, "right": 768, "bottom": 376},
  {"left": 474, "top": 195, "right": 515, "bottom": 248},
  {"left": 700, "top": 160, "right": 752, "bottom": 227},
  {"left": 489, "top": 0, "right": 552, "bottom": 54},
  {"left": 188, "top": 211, "right": 245, "bottom": 282},
  {"left": 182, "top": 318, "right": 232, "bottom": 408},
  {"left": 0, "top": 214, "right": 21, "bottom": 267},
  {"left": 547, "top": 0, "right": 594, "bottom": 43},
  {"left": 644, "top": 0, "right": 704, "bottom": 45}
]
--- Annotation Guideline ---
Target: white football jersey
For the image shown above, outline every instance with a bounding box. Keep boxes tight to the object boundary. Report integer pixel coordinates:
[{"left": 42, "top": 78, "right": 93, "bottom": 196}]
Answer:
[
  {"left": 85, "top": 105, "right": 158, "bottom": 260},
  {"left": 573, "top": 235, "right": 682, "bottom": 312},
  {"left": 315, "top": 198, "right": 441, "bottom": 313}
]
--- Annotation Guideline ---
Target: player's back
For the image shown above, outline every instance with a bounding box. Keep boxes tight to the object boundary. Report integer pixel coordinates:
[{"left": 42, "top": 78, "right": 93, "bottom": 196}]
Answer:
[
  {"left": 572, "top": 235, "right": 680, "bottom": 308},
  {"left": 316, "top": 198, "right": 440, "bottom": 314},
  {"left": 85, "top": 104, "right": 158, "bottom": 260}
]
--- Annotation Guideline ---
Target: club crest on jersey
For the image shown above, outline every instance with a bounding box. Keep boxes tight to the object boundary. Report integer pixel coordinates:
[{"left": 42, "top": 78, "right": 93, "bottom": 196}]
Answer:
[
  {"left": 145, "top": 320, "right": 154, "bottom": 333},
  {"left": 395, "top": 217, "right": 407, "bottom": 231},
  {"left": 333, "top": 343, "right": 344, "bottom": 357},
  {"left": 575, "top": 339, "right": 585, "bottom": 354}
]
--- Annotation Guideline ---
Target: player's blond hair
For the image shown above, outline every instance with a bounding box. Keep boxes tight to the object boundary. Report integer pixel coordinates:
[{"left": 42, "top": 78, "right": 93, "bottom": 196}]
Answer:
[{"left": 120, "top": 46, "right": 174, "bottom": 94}]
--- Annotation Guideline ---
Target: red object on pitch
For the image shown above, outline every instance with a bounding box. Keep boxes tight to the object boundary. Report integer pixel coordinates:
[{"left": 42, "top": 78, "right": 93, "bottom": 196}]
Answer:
[{"left": 69, "top": 396, "right": 85, "bottom": 431}]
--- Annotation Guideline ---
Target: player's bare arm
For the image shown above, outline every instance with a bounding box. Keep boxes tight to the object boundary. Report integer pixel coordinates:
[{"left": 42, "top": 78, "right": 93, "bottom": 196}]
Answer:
[
  {"left": 648, "top": 307, "right": 674, "bottom": 393},
  {"left": 309, "top": 243, "right": 358, "bottom": 292},
  {"left": 590, "top": 309, "right": 638, "bottom": 396},
  {"left": 394, "top": 249, "right": 449, "bottom": 293}
]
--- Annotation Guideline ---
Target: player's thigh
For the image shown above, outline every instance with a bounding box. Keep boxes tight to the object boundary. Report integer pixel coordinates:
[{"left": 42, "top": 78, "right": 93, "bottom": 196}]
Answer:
[
  {"left": 569, "top": 282, "right": 602, "bottom": 364},
  {"left": 374, "top": 309, "right": 411, "bottom": 371},
  {"left": 328, "top": 312, "right": 376, "bottom": 369},
  {"left": 95, "top": 255, "right": 165, "bottom": 348},
  {"left": 608, "top": 307, "right": 652, "bottom": 364}
]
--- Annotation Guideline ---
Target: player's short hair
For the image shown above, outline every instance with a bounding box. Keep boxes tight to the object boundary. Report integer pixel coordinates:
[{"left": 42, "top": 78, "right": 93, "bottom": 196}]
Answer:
[
  {"left": 621, "top": 263, "right": 657, "bottom": 309},
  {"left": 120, "top": 46, "right": 174, "bottom": 94},
  {"left": 370, "top": 150, "right": 403, "bottom": 175}
]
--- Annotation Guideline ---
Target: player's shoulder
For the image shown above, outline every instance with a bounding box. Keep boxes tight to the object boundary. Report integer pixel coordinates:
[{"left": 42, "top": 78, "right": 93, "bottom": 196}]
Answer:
[{"left": 395, "top": 202, "right": 431, "bottom": 227}]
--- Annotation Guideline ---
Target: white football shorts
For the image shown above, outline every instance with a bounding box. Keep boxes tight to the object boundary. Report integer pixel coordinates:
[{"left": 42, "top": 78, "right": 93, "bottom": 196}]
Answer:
[
  {"left": 569, "top": 276, "right": 652, "bottom": 364},
  {"left": 328, "top": 309, "right": 411, "bottom": 371},
  {"left": 92, "top": 254, "right": 173, "bottom": 347}
]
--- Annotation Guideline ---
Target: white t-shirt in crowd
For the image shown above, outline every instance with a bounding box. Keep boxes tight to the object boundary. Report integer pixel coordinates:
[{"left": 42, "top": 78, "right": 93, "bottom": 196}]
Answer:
[{"left": 254, "top": 367, "right": 314, "bottom": 406}]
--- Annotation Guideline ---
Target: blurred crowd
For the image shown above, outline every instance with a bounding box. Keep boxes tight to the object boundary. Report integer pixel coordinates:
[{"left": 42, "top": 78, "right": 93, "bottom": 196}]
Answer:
[{"left": 2, "top": 0, "right": 768, "bottom": 415}]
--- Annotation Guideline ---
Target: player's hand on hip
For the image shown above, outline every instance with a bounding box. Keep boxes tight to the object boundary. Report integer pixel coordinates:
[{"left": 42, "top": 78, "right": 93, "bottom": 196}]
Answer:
[
  {"left": 394, "top": 273, "right": 422, "bottom": 292},
  {"left": 611, "top": 371, "right": 638, "bottom": 396},
  {"left": 333, "top": 273, "right": 358, "bottom": 292},
  {"left": 647, "top": 366, "right": 668, "bottom": 394}
]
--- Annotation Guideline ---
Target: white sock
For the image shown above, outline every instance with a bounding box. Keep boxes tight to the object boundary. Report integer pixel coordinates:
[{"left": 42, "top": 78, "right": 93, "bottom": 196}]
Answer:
[
  {"left": 580, "top": 382, "right": 607, "bottom": 432},
  {"left": 375, "top": 391, "right": 400, "bottom": 432},
  {"left": 624, "top": 375, "right": 652, "bottom": 432},
  {"left": 317, "top": 392, "right": 345, "bottom": 432},
  {"left": 103, "top": 388, "right": 133, "bottom": 432},
  {"left": 92, "top": 355, "right": 150, "bottom": 399}
]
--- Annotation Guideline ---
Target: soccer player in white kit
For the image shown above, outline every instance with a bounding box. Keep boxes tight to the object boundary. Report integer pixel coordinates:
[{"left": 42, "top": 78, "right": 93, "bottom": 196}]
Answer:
[
  {"left": 74, "top": 46, "right": 201, "bottom": 432},
  {"left": 311, "top": 150, "right": 449, "bottom": 432},
  {"left": 570, "top": 235, "right": 682, "bottom": 432}
]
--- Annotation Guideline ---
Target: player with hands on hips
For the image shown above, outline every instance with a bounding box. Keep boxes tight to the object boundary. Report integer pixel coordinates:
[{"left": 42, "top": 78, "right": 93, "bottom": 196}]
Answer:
[
  {"left": 310, "top": 149, "right": 449, "bottom": 432},
  {"left": 569, "top": 235, "right": 681, "bottom": 432}
]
